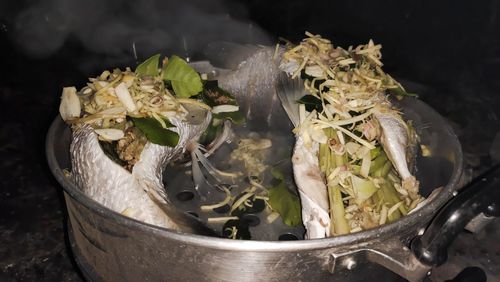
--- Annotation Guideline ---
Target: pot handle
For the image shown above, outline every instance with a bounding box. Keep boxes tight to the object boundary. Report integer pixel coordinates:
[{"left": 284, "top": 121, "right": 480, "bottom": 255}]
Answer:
[{"left": 411, "top": 163, "right": 500, "bottom": 266}]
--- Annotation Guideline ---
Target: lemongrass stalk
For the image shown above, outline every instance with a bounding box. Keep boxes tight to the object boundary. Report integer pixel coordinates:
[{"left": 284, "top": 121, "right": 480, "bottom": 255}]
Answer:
[
  {"left": 350, "top": 164, "right": 361, "bottom": 174},
  {"left": 378, "top": 161, "right": 393, "bottom": 178},
  {"left": 328, "top": 183, "right": 350, "bottom": 235},
  {"left": 319, "top": 142, "right": 329, "bottom": 173},
  {"left": 335, "top": 153, "right": 345, "bottom": 167},
  {"left": 369, "top": 152, "right": 388, "bottom": 175}
]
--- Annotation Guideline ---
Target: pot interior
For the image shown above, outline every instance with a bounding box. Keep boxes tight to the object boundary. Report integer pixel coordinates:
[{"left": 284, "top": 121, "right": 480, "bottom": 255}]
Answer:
[{"left": 46, "top": 72, "right": 462, "bottom": 245}]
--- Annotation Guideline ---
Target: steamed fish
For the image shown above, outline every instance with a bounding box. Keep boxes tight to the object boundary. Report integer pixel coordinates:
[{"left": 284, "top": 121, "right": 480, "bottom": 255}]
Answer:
[
  {"left": 278, "top": 33, "right": 423, "bottom": 239},
  {"left": 60, "top": 55, "right": 241, "bottom": 233},
  {"left": 70, "top": 108, "right": 210, "bottom": 229}
]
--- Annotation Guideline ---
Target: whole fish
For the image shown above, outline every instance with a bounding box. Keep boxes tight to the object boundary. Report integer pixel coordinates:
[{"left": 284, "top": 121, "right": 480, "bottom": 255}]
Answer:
[
  {"left": 70, "top": 105, "right": 211, "bottom": 231},
  {"left": 274, "top": 32, "right": 428, "bottom": 238},
  {"left": 66, "top": 48, "right": 285, "bottom": 235}
]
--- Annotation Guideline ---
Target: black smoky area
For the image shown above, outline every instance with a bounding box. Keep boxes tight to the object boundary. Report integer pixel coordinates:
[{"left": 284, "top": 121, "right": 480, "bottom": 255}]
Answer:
[{"left": 1, "top": 0, "right": 273, "bottom": 74}]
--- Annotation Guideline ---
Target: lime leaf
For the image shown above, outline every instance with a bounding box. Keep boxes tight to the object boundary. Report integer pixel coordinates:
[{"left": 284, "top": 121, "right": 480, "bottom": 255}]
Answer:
[
  {"left": 268, "top": 180, "right": 302, "bottom": 227},
  {"left": 162, "top": 55, "right": 203, "bottom": 98},
  {"left": 135, "top": 54, "right": 161, "bottom": 76},
  {"left": 131, "top": 117, "right": 179, "bottom": 147},
  {"left": 213, "top": 111, "right": 245, "bottom": 125}
]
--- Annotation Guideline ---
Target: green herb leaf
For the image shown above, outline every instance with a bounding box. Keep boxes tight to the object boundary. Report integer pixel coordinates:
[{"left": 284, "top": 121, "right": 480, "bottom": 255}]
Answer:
[
  {"left": 131, "top": 117, "right": 179, "bottom": 147},
  {"left": 213, "top": 111, "right": 246, "bottom": 125},
  {"left": 162, "top": 55, "right": 203, "bottom": 98},
  {"left": 268, "top": 179, "right": 302, "bottom": 227},
  {"left": 135, "top": 54, "right": 161, "bottom": 76},
  {"left": 297, "top": 95, "right": 323, "bottom": 112},
  {"left": 198, "top": 121, "right": 223, "bottom": 146}
]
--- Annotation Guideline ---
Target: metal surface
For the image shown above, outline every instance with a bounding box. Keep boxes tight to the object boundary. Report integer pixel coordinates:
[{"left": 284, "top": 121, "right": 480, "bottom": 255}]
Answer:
[{"left": 46, "top": 86, "right": 463, "bottom": 281}]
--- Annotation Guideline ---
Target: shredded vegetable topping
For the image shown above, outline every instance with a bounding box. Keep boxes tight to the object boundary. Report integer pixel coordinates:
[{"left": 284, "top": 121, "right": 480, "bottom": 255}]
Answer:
[
  {"left": 60, "top": 54, "right": 243, "bottom": 171},
  {"left": 281, "top": 32, "right": 423, "bottom": 235}
]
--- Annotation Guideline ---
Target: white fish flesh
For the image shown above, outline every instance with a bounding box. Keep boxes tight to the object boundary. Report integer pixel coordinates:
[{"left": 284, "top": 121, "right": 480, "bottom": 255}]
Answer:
[{"left": 70, "top": 106, "right": 211, "bottom": 230}]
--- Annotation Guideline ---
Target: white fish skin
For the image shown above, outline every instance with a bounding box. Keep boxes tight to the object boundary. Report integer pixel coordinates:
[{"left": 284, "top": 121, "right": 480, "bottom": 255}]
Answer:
[
  {"left": 70, "top": 109, "right": 211, "bottom": 230},
  {"left": 373, "top": 110, "right": 419, "bottom": 199},
  {"left": 275, "top": 66, "right": 331, "bottom": 239},
  {"left": 292, "top": 135, "right": 331, "bottom": 239}
]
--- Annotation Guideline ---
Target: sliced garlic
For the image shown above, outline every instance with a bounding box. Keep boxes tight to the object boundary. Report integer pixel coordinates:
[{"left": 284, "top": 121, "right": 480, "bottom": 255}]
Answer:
[
  {"left": 94, "top": 128, "right": 125, "bottom": 141},
  {"left": 305, "top": 65, "right": 325, "bottom": 78},
  {"left": 59, "top": 87, "right": 81, "bottom": 121},
  {"left": 115, "top": 82, "right": 137, "bottom": 112},
  {"left": 211, "top": 104, "right": 239, "bottom": 114}
]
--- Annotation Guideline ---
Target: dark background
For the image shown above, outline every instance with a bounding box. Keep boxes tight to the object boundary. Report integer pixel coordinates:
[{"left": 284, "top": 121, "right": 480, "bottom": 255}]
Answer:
[{"left": 0, "top": 0, "right": 499, "bottom": 281}]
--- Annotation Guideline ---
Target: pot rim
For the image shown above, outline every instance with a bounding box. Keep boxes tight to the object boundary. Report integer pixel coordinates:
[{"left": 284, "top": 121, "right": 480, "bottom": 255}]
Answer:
[{"left": 46, "top": 98, "right": 463, "bottom": 252}]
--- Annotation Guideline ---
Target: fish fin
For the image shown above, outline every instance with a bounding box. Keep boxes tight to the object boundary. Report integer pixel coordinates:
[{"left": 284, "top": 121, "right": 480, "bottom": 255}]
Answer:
[
  {"left": 203, "top": 42, "right": 269, "bottom": 70},
  {"left": 188, "top": 142, "right": 236, "bottom": 200},
  {"left": 276, "top": 72, "right": 303, "bottom": 127}
]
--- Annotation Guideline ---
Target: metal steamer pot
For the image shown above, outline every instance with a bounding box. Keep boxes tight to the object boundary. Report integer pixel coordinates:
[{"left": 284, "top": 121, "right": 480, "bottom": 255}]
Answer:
[{"left": 46, "top": 70, "right": 500, "bottom": 281}]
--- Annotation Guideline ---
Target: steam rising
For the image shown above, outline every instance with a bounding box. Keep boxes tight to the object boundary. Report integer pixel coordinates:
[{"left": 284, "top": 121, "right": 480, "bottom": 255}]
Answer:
[{"left": 12, "top": 0, "right": 272, "bottom": 65}]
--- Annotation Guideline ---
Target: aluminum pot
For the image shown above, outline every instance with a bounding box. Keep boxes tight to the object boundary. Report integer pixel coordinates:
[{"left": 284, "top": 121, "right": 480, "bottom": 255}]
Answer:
[{"left": 47, "top": 77, "right": 500, "bottom": 281}]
